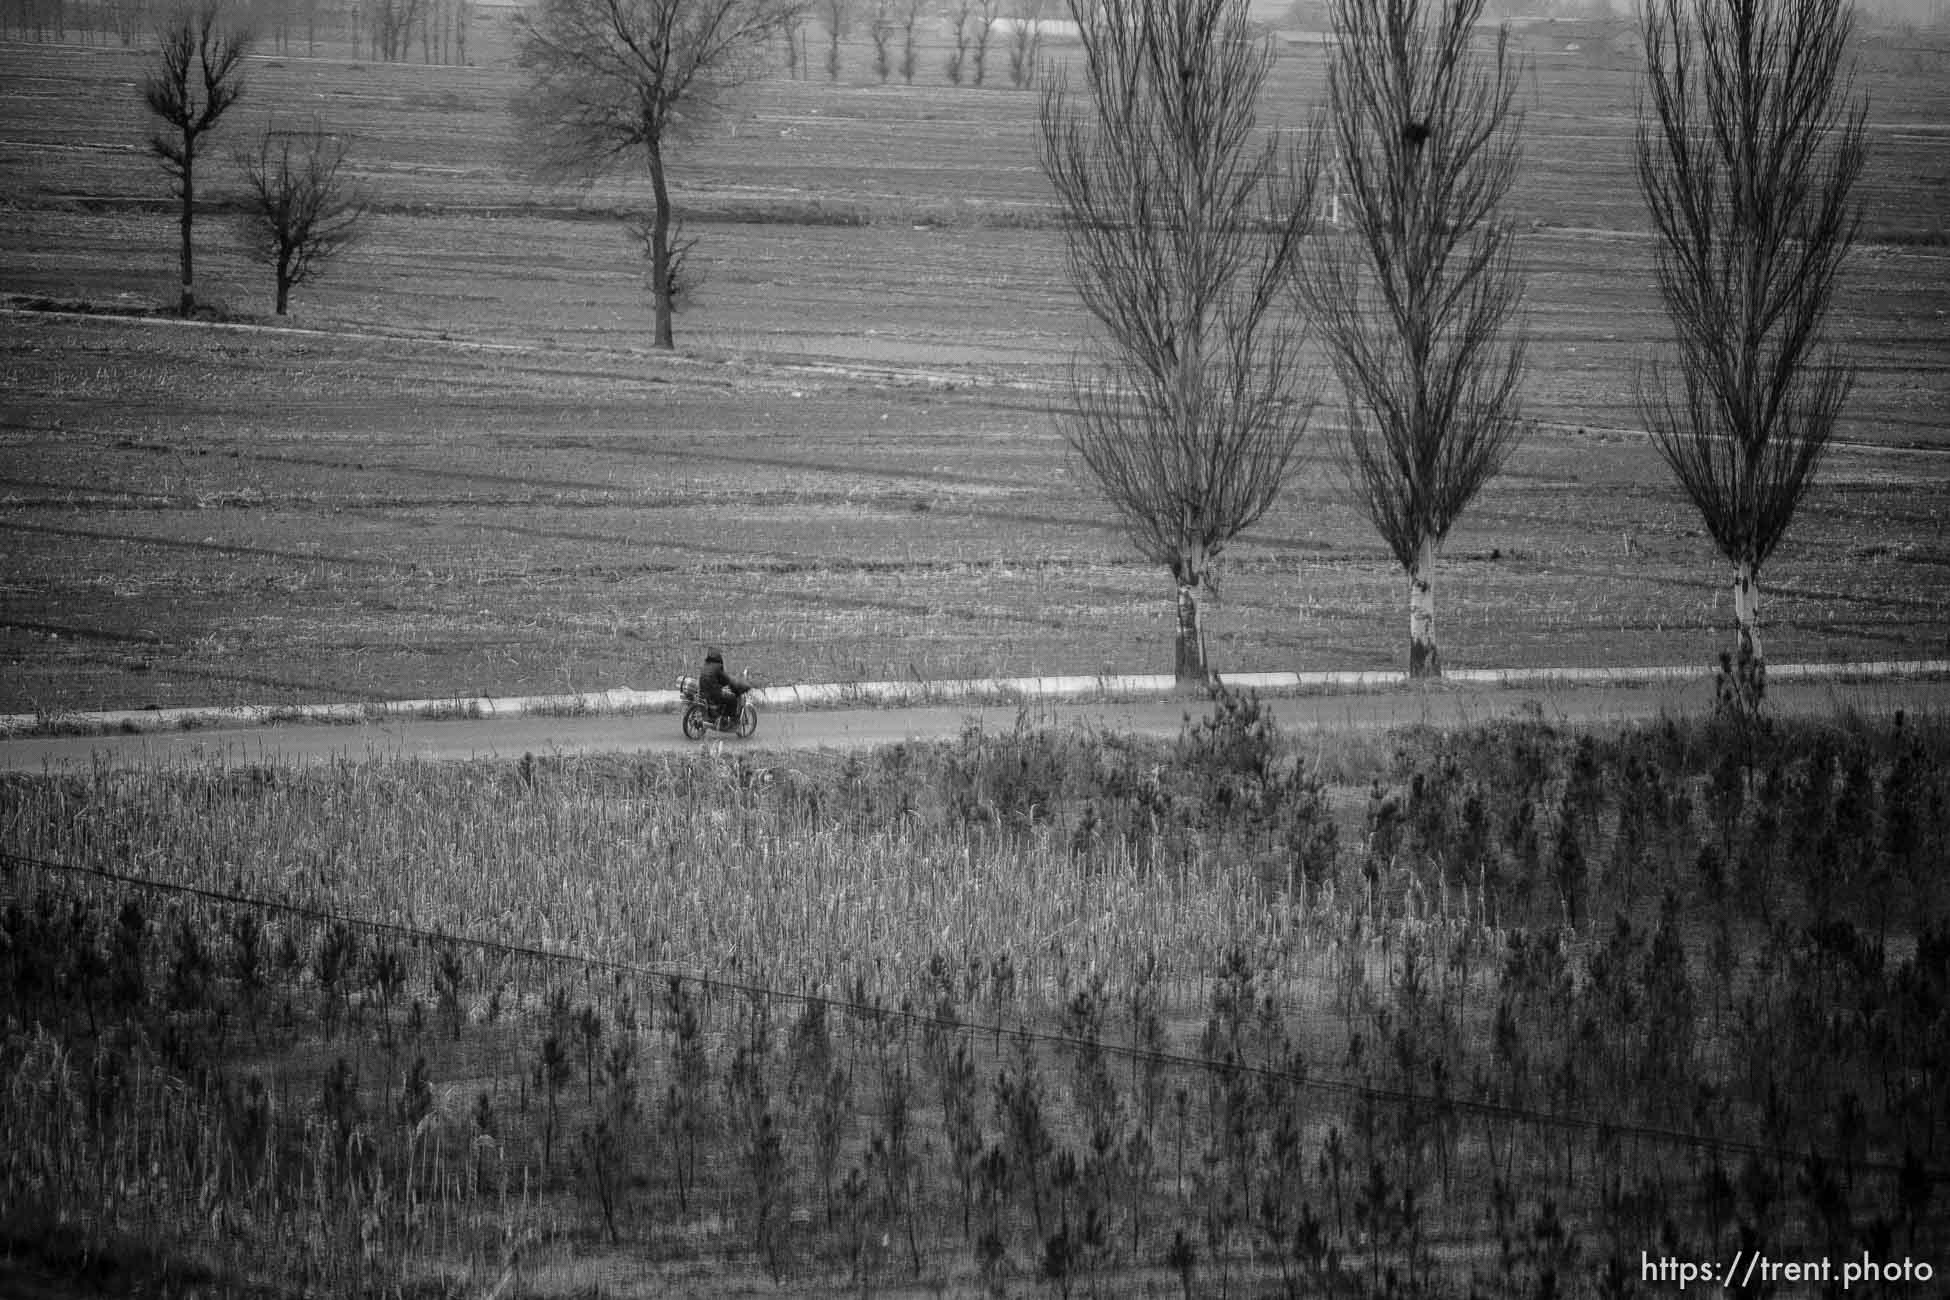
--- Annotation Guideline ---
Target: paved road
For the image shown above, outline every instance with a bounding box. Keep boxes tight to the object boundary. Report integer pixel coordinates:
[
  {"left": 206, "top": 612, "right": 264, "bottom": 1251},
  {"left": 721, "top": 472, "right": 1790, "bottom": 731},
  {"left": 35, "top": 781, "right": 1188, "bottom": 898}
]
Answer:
[{"left": 3, "top": 676, "right": 1942, "bottom": 774}]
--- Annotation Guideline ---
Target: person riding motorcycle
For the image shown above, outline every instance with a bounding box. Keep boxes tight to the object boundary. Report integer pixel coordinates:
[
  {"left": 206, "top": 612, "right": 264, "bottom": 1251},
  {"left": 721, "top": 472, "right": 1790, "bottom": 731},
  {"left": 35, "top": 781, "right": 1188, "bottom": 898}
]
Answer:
[{"left": 698, "top": 648, "right": 749, "bottom": 724}]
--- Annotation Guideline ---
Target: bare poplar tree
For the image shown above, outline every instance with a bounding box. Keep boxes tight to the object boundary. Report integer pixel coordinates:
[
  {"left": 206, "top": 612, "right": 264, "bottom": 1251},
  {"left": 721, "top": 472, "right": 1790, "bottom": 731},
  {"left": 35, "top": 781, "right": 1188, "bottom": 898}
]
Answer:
[
  {"left": 867, "top": 0, "right": 891, "bottom": 79},
  {"left": 1294, "top": 0, "right": 1527, "bottom": 680},
  {"left": 898, "top": 0, "right": 921, "bottom": 82},
  {"left": 1040, "top": 0, "right": 1318, "bottom": 684},
  {"left": 514, "top": 0, "right": 801, "bottom": 349},
  {"left": 373, "top": 0, "right": 424, "bottom": 58},
  {"left": 969, "top": 0, "right": 999, "bottom": 85},
  {"left": 1636, "top": 0, "right": 1867, "bottom": 709},
  {"left": 236, "top": 121, "right": 368, "bottom": 315},
  {"left": 143, "top": 2, "right": 251, "bottom": 315},
  {"left": 780, "top": 6, "right": 809, "bottom": 76},
  {"left": 1005, "top": 0, "right": 1042, "bottom": 89},
  {"left": 819, "top": 0, "right": 846, "bottom": 78},
  {"left": 944, "top": 0, "right": 972, "bottom": 83}
]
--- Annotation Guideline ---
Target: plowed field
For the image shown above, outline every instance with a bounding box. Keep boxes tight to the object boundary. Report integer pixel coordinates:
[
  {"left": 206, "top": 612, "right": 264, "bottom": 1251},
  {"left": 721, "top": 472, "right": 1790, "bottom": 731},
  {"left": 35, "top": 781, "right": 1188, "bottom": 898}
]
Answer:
[{"left": 2, "top": 20, "right": 1947, "bottom": 713}]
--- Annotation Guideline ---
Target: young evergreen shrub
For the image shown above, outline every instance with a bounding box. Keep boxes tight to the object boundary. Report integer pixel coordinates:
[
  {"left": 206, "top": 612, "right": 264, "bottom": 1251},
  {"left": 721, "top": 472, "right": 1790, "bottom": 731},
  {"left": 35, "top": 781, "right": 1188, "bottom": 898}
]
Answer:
[{"left": 1176, "top": 685, "right": 1279, "bottom": 785}]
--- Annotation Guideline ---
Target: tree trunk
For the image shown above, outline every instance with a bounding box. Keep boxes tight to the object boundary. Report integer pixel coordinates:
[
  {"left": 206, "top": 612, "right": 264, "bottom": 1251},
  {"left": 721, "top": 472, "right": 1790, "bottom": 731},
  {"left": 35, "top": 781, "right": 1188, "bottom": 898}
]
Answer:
[
  {"left": 1732, "top": 558, "right": 1762, "bottom": 666},
  {"left": 275, "top": 262, "right": 291, "bottom": 315},
  {"left": 647, "top": 139, "right": 674, "bottom": 350},
  {"left": 1408, "top": 538, "right": 1440, "bottom": 679},
  {"left": 178, "top": 148, "right": 195, "bottom": 315},
  {"left": 1725, "top": 557, "right": 1767, "bottom": 711},
  {"left": 1174, "top": 580, "right": 1208, "bottom": 686}
]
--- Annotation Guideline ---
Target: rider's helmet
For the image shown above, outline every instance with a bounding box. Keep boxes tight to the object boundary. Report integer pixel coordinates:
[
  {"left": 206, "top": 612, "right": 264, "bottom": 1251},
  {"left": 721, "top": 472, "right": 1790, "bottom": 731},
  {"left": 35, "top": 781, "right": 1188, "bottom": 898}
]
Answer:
[{"left": 706, "top": 648, "right": 723, "bottom": 664}]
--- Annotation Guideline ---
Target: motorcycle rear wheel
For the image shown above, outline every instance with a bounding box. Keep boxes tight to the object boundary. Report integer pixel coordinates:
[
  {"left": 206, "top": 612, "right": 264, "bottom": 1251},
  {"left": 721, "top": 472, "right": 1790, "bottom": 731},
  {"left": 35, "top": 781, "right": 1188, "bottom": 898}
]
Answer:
[{"left": 681, "top": 704, "right": 708, "bottom": 740}]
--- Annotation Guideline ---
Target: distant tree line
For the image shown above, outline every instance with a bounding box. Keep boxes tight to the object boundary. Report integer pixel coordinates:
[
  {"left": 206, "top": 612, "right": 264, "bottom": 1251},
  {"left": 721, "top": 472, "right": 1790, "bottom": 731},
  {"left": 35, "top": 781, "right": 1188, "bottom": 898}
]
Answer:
[
  {"left": 782, "top": 0, "right": 1055, "bottom": 87},
  {"left": 3, "top": 0, "right": 479, "bottom": 61}
]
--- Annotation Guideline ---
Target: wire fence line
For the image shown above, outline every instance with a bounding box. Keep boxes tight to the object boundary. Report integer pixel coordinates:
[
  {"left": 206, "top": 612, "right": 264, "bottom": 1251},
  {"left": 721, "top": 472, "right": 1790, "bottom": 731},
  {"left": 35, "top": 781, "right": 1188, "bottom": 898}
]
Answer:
[
  {"left": 1, "top": 845, "right": 1932, "bottom": 1179},
  {"left": 3, "top": 830, "right": 1945, "bottom": 1295}
]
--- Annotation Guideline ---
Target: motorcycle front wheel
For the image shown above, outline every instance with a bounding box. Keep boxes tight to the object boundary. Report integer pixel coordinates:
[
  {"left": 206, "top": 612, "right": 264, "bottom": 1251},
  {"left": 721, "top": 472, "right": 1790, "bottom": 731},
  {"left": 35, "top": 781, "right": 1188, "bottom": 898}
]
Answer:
[
  {"left": 736, "top": 703, "right": 759, "bottom": 739},
  {"left": 681, "top": 704, "right": 708, "bottom": 740}
]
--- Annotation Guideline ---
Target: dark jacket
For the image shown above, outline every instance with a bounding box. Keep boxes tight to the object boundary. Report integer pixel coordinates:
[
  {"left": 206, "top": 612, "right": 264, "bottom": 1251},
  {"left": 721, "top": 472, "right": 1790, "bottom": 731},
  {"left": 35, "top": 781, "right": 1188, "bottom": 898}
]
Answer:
[{"left": 699, "top": 656, "right": 746, "bottom": 711}]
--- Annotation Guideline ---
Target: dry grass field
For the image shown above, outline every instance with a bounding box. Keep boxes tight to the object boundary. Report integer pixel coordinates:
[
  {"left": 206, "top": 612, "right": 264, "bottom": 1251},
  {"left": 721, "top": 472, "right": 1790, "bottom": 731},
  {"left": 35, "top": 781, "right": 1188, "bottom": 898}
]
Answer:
[
  {"left": 3, "top": 705, "right": 1947, "bottom": 1296},
  {"left": 1, "top": 17, "right": 1948, "bottom": 716}
]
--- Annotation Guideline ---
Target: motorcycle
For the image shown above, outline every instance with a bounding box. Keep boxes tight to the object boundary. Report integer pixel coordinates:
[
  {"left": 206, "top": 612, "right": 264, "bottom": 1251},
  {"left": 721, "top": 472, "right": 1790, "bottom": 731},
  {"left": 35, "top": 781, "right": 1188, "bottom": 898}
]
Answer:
[{"left": 677, "top": 675, "right": 759, "bottom": 740}]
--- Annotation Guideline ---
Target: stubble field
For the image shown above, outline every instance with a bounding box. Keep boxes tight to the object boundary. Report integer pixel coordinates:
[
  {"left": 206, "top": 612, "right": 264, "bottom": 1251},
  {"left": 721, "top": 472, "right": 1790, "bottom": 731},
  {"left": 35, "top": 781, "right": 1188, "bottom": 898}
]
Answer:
[{"left": 1, "top": 19, "right": 1947, "bottom": 715}]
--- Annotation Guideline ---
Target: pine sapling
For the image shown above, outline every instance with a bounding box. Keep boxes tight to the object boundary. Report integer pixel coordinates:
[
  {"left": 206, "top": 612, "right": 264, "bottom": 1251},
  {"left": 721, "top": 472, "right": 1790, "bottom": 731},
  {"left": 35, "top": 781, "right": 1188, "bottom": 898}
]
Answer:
[
  {"left": 435, "top": 947, "right": 466, "bottom": 1041},
  {"left": 662, "top": 979, "right": 709, "bottom": 1212},
  {"left": 995, "top": 1029, "right": 1053, "bottom": 1236},
  {"left": 940, "top": 1034, "right": 983, "bottom": 1239},
  {"left": 534, "top": 1032, "right": 572, "bottom": 1175}
]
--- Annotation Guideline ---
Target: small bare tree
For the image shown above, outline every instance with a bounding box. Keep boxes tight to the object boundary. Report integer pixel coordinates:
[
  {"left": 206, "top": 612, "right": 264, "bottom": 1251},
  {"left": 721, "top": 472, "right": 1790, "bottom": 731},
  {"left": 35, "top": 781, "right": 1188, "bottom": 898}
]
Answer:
[
  {"left": 867, "top": 0, "right": 892, "bottom": 79},
  {"left": 236, "top": 120, "right": 368, "bottom": 315},
  {"left": 969, "top": 0, "right": 999, "bottom": 84},
  {"left": 819, "top": 0, "right": 847, "bottom": 78},
  {"left": 1294, "top": 0, "right": 1528, "bottom": 679},
  {"left": 1636, "top": 0, "right": 1867, "bottom": 710},
  {"left": 379, "top": 0, "right": 425, "bottom": 58},
  {"left": 898, "top": 0, "right": 921, "bottom": 81},
  {"left": 1005, "top": 0, "right": 1042, "bottom": 88},
  {"left": 514, "top": 0, "right": 801, "bottom": 349},
  {"left": 143, "top": 2, "right": 251, "bottom": 315},
  {"left": 944, "top": 0, "right": 972, "bottom": 82},
  {"left": 1041, "top": 0, "right": 1319, "bottom": 684},
  {"left": 780, "top": 5, "right": 809, "bottom": 76}
]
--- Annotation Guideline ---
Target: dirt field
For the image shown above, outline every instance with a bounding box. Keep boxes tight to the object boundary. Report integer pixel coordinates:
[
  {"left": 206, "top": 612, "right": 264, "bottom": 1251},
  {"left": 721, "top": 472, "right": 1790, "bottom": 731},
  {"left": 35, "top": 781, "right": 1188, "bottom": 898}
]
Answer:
[{"left": 2, "top": 19, "right": 1948, "bottom": 715}]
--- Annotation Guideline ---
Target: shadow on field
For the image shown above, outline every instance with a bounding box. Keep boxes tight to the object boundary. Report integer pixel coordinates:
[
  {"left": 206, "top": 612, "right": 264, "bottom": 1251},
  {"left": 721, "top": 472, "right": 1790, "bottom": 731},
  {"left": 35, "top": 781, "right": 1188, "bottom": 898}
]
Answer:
[
  {"left": 0, "top": 519, "right": 400, "bottom": 572},
  {"left": 4, "top": 618, "right": 163, "bottom": 648}
]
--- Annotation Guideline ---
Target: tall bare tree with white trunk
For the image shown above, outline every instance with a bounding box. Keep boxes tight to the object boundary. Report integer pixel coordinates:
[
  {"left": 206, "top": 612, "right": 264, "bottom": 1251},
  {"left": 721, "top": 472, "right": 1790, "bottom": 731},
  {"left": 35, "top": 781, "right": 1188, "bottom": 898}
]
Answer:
[
  {"left": 1293, "top": 0, "right": 1527, "bottom": 680},
  {"left": 143, "top": 2, "right": 251, "bottom": 316},
  {"left": 1040, "top": 0, "right": 1319, "bottom": 685},
  {"left": 513, "top": 0, "right": 802, "bottom": 349},
  {"left": 1636, "top": 0, "right": 1867, "bottom": 710}
]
